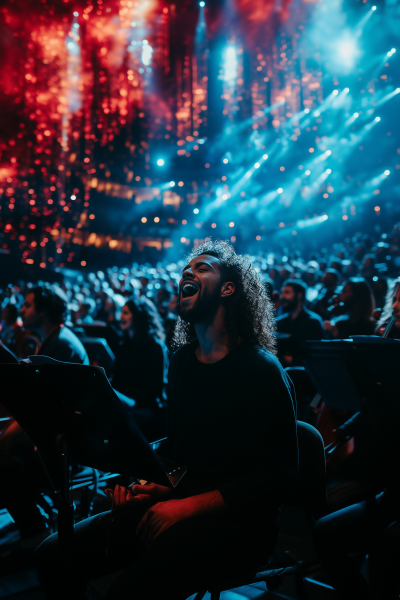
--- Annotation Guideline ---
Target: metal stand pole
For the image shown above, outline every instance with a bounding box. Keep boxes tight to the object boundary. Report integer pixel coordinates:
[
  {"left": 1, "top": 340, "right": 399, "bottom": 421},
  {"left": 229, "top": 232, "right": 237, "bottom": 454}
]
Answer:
[{"left": 57, "top": 434, "right": 75, "bottom": 590}]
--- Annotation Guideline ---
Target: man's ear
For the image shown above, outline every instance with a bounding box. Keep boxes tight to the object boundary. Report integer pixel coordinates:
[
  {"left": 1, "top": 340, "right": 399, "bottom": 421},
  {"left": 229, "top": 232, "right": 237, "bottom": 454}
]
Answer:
[{"left": 221, "top": 282, "right": 235, "bottom": 298}]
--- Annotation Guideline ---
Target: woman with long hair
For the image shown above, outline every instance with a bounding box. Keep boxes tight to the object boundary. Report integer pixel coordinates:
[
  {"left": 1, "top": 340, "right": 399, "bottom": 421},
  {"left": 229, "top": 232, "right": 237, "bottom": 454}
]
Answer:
[
  {"left": 328, "top": 277, "right": 376, "bottom": 338},
  {"left": 112, "top": 295, "right": 168, "bottom": 441}
]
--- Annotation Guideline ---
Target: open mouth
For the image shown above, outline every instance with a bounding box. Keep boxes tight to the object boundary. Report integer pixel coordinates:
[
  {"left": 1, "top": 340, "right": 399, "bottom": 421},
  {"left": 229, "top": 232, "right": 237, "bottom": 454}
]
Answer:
[{"left": 181, "top": 281, "right": 199, "bottom": 299}]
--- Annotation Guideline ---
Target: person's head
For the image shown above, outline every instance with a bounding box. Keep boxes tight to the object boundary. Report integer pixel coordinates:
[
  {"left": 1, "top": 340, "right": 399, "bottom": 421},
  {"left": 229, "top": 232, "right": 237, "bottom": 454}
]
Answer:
[
  {"left": 322, "top": 268, "right": 340, "bottom": 290},
  {"left": 280, "top": 279, "right": 307, "bottom": 313},
  {"left": 120, "top": 296, "right": 165, "bottom": 343},
  {"left": 1, "top": 303, "right": 18, "bottom": 326},
  {"left": 20, "top": 285, "right": 67, "bottom": 329},
  {"left": 340, "top": 277, "right": 375, "bottom": 320},
  {"left": 361, "top": 254, "right": 375, "bottom": 277},
  {"left": 172, "top": 240, "right": 276, "bottom": 353}
]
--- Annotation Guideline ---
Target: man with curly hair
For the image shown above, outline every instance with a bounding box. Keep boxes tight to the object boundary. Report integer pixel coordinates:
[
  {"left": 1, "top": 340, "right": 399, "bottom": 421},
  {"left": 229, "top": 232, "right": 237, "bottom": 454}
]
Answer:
[{"left": 36, "top": 240, "right": 298, "bottom": 600}]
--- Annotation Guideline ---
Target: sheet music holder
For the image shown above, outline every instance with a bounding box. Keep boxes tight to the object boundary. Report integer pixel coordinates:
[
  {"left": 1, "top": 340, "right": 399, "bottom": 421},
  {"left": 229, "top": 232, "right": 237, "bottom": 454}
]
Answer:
[
  {"left": 302, "top": 339, "right": 363, "bottom": 412},
  {"left": 0, "top": 352, "right": 186, "bottom": 584},
  {"left": 302, "top": 336, "right": 400, "bottom": 413}
]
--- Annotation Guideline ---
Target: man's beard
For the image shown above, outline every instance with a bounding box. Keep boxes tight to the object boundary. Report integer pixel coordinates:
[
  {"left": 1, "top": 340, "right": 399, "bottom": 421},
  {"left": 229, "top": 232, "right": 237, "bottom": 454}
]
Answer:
[
  {"left": 178, "top": 286, "right": 220, "bottom": 324},
  {"left": 282, "top": 299, "right": 297, "bottom": 313}
]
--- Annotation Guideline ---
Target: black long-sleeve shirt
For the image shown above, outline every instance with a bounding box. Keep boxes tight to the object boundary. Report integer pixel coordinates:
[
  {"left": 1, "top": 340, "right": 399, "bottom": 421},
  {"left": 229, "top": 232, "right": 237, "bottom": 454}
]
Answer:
[{"left": 163, "top": 341, "right": 298, "bottom": 521}]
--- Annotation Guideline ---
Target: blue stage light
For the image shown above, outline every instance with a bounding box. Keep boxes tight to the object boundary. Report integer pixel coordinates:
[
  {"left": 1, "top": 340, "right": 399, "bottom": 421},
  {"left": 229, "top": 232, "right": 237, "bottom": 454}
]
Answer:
[
  {"left": 375, "top": 116, "right": 381, "bottom": 122},
  {"left": 338, "top": 40, "right": 357, "bottom": 60},
  {"left": 169, "top": 181, "right": 175, "bottom": 187},
  {"left": 305, "top": 170, "right": 311, "bottom": 175},
  {"left": 384, "top": 170, "right": 390, "bottom": 176},
  {"left": 199, "top": 1, "right": 205, "bottom": 6},
  {"left": 277, "top": 188, "right": 283, "bottom": 194},
  {"left": 254, "top": 162, "right": 260, "bottom": 169},
  {"left": 157, "top": 159, "right": 164, "bottom": 166},
  {"left": 193, "top": 208, "right": 199, "bottom": 214},
  {"left": 224, "top": 46, "right": 238, "bottom": 82},
  {"left": 223, "top": 158, "right": 228, "bottom": 164},
  {"left": 333, "top": 90, "right": 339, "bottom": 96},
  {"left": 372, "top": 5, "right": 376, "bottom": 9}
]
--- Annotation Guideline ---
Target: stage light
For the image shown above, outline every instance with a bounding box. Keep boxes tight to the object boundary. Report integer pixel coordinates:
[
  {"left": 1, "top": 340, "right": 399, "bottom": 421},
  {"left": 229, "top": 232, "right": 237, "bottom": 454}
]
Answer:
[
  {"left": 344, "top": 88, "right": 350, "bottom": 93},
  {"left": 338, "top": 40, "right": 357, "bottom": 60},
  {"left": 314, "top": 111, "right": 320, "bottom": 117},
  {"left": 305, "top": 170, "right": 311, "bottom": 175},
  {"left": 326, "top": 150, "right": 332, "bottom": 156},
  {"left": 353, "top": 113, "right": 359, "bottom": 118},
  {"left": 156, "top": 158, "right": 164, "bottom": 166},
  {"left": 333, "top": 90, "right": 339, "bottom": 96},
  {"left": 169, "top": 181, "right": 175, "bottom": 187},
  {"left": 375, "top": 116, "right": 381, "bottom": 122},
  {"left": 384, "top": 170, "right": 390, "bottom": 175},
  {"left": 223, "top": 158, "right": 228, "bottom": 164},
  {"left": 71, "top": 195, "right": 76, "bottom": 200},
  {"left": 193, "top": 208, "right": 199, "bottom": 214},
  {"left": 263, "top": 154, "right": 268, "bottom": 160},
  {"left": 222, "top": 194, "right": 228, "bottom": 200},
  {"left": 254, "top": 162, "right": 260, "bottom": 168},
  {"left": 277, "top": 188, "right": 283, "bottom": 194},
  {"left": 73, "top": 11, "right": 79, "bottom": 16},
  {"left": 131, "top": 21, "right": 137, "bottom": 27},
  {"left": 396, "top": 89, "right": 400, "bottom": 94},
  {"left": 224, "top": 46, "right": 238, "bottom": 82},
  {"left": 199, "top": 1, "right": 205, "bottom": 6},
  {"left": 326, "top": 169, "right": 332, "bottom": 174},
  {"left": 142, "top": 43, "right": 153, "bottom": 66},
  {"left": 304, "top": 108, "right": 310, "bottom": 113},
  {"left": 372, "top": 5, "right": 376, "bottom": 10},
  {"left": 323, "top": 215, "right": 329, "bottom": 220}
]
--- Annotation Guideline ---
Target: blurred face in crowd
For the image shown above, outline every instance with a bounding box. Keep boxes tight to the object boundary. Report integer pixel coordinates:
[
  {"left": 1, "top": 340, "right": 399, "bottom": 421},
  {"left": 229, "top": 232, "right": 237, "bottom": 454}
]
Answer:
[
  {"left": 393, "top": 285, "right": 400, "bottom": 328},
  {"left": 280, "top": 285, "right": 300, "bottom": 313},
  {"left": 340, "top": 283, "right": 353, "bottom": 308},
  {"left": 120, "top": 303, "right": 134, "bottom": 332},
  {"left": 178, "top": 254, "right": 228, "bottom": 324},
  {"left": 20, "top": 293, "right": 42, "bottom": 329},
  {"left": 322, "top": 271, "right": 338, "bottom": 289},
  {"left": 168, "top": 293, "right": 179, "bottom": 314}
]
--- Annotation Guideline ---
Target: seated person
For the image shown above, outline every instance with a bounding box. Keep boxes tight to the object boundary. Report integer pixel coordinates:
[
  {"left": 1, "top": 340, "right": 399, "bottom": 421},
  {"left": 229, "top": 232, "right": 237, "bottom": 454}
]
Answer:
[
  {"left": 311, "top": 268, "right": 341, "bottom": 320},
  {"left": 35, "top": 240, "right": 298, "bottom": 600},
  {"left": 276, "top": 279, "right": 324, "bottom": 367},
  {"left": 0, "top": 302, "right": 20, "bottom": 345},
  {"left": 20, "top": 285, "right": 89, "bottom": 364},
  {"left": 325, "top": 277, "right": 376, "bottom": 338},
  {"left": 112, "top": 297, "right": 168, "bottom": 441},
  {"left": 0, "top": 286, "right": 89, "bottom": 563}
]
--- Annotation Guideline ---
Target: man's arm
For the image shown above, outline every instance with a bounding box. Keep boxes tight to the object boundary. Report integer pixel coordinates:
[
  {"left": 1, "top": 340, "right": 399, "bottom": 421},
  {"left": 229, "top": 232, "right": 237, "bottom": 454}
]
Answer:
[{"left": 136, "top": 490, "right": 226, "bottom": 546}]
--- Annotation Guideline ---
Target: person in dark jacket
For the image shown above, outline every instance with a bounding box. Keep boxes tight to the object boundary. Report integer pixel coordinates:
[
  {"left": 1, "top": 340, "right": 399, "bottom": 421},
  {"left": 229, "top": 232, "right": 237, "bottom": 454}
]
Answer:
[
  {"left": 112, "top": 296, "right": 168, "bottom": 441},
  {"left": 326, "top": 277, "right": 376, "bottom": 338}
]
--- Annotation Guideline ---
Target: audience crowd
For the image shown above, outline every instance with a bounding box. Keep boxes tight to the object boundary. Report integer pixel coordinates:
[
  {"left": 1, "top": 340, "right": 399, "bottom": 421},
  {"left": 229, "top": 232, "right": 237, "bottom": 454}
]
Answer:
[{"left": 0, "top": 223, "right": 400, "bottom": 598}]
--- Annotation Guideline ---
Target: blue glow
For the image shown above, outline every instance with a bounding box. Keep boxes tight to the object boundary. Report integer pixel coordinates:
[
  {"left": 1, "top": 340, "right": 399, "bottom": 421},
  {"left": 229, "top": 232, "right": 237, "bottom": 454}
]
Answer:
[
  {"left": 142, "top": 44, "right": 153, "bottom": 66},
  {"left": 169, "top": 181, "right": 175, "bottom": 187},
  {"left": 157, "top": 159, "right": 165, "bottom": 166},
  {"left": 224, "top": 46, "right": 238, "bottom": 82},
  {"left": 193, "top": 208, "right": 199, "bottom": 214},
  {"left": 199, "top": 1, "right": 205, "bottom": 6},
  {"left": 384, "top": 170, "right": 390, "bottom": 175}
]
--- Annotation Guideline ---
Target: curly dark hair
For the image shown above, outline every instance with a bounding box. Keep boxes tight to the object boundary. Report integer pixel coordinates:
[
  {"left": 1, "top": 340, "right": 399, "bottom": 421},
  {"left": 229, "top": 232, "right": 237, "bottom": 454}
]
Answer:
[
  {"left": 124, "top": 296, "right": 166, "bottom": 344},
  {"left": 172, "top": 239, "right": 276, "bottom": 354}
]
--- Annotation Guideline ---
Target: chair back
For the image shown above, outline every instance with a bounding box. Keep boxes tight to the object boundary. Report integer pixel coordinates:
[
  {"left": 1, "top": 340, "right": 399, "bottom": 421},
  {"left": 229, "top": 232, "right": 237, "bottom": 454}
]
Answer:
[{"left": 284, "top": 420, "right": 326, "bottom": 514}]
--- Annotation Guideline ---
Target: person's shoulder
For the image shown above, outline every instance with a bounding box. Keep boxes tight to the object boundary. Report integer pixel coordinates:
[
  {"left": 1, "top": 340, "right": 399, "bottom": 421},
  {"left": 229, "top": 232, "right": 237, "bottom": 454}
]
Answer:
[
  {"left": 276, "top": 312, "right": 290, "bottom": 323},
  {"left": 58, "top": 326, "right": 83, "bottom": 346},
  {"left": 241, "top": 342, "right": 284, "bottom": 374},
  {"left": 303, "top": 307, "right": 324, "bottom": 324},
  {"left": 169, "top": 342, "right": 195, "bottom": 363}
]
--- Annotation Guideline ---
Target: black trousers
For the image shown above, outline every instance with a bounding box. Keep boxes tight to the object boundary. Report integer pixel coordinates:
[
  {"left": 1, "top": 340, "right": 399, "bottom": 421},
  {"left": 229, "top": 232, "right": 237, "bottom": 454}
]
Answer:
[{"left": 35, "top": 504, "right": 279, "bottom": 600}]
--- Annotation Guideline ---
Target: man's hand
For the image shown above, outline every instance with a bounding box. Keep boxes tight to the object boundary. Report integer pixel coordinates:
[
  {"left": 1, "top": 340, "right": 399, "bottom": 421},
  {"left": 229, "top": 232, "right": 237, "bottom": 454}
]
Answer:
[
  {"left": 0, "top": 420, "right": 23, "bottom": 455},
  {"left": 105, "top": 482, "right": 173, "bottom": 509},
  {"left": 137, "top": 490, "right": 226, "bottom": 547}
]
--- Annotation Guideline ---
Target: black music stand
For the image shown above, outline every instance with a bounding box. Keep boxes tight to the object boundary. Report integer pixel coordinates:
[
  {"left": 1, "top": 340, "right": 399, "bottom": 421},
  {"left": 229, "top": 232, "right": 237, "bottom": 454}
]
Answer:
[
  {"left": 0, "top": 354, "right": 185, "bottom": 588},
  {"left": 302, "top": 336, "right": 400, "bottom": 491}
]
